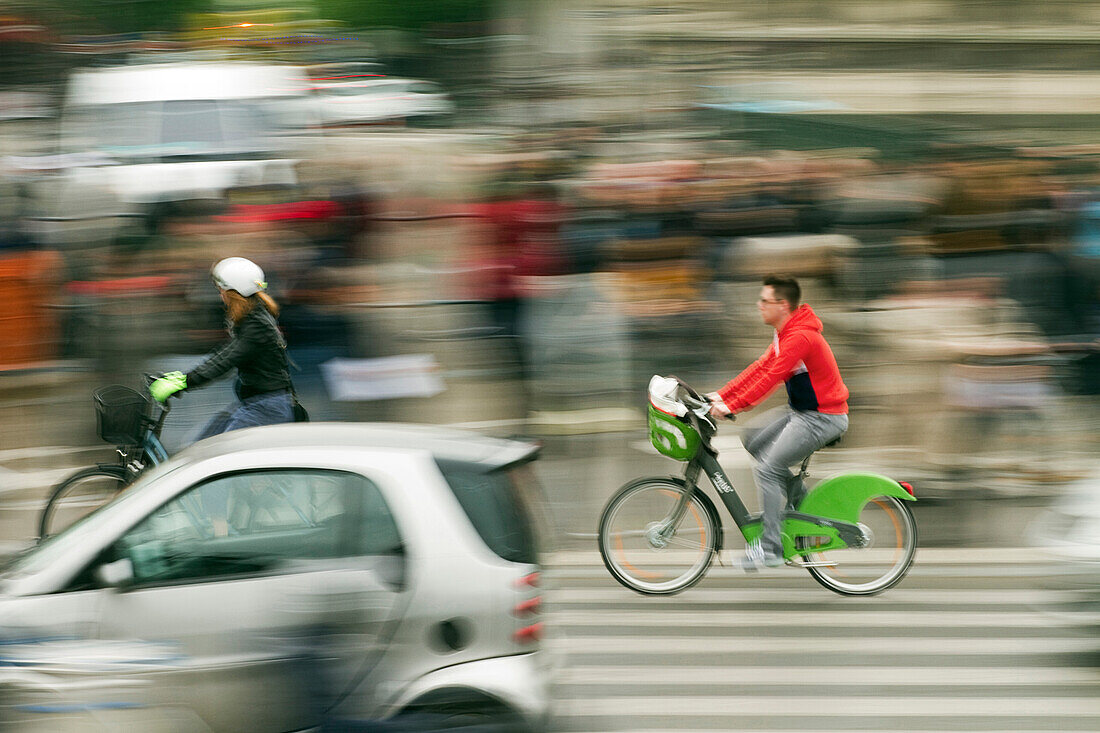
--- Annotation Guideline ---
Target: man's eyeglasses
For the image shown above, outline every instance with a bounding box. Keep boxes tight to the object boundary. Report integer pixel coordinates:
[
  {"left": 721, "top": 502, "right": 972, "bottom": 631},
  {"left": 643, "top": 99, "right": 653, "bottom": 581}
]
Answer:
[{"left": 757, "top": 297, "right": 785, "bottom": 305}]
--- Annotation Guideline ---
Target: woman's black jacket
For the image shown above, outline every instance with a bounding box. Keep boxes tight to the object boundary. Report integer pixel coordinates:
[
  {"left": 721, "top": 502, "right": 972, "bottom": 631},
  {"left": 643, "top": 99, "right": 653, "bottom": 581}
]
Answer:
[{"left": 185, "top": 305, "right": 292, "bottom": 399}]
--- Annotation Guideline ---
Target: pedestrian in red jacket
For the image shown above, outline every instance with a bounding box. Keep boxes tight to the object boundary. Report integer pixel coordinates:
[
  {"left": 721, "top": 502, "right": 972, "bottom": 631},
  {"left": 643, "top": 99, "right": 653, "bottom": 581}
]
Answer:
[{"left": 707, "top": 274, "right": 849, "bottom": 571}]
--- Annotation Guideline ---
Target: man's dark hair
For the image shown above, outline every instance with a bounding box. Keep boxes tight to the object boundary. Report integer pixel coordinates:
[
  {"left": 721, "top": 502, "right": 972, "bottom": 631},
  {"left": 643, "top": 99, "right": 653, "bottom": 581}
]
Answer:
[{"left": 763, "top": 274, "right": 801, "bottom": 308}]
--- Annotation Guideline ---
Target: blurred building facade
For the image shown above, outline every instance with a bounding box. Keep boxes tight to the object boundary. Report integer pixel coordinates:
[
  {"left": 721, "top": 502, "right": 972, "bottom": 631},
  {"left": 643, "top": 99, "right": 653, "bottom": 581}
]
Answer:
[{"left": 495, "top": 0, "right": 1100, "bottom": 134}]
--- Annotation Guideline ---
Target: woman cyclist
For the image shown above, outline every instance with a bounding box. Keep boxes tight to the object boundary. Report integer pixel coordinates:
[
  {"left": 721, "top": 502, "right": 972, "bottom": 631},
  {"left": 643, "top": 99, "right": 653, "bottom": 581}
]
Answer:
[{"left": 149, "top": 257, "right": 300, "bottom": 438}]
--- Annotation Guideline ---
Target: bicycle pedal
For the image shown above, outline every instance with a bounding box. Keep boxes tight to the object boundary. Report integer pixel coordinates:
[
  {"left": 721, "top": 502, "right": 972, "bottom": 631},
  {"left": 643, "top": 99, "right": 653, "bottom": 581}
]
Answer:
[{"left": 794, "top": 559, "right": 840, "bottom": 568}]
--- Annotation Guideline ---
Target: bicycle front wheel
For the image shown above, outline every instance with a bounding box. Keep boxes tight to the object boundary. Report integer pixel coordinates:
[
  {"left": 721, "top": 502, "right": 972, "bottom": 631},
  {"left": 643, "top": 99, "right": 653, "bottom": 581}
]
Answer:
[
  {"left": 798, "top": 495, "right": 917, "bottom": 596},
  {"left": 598, "top": 477, "right": 720, "bottom": 595},
  {"left": 38, "top": 466, "right": 127, "bottom": 540}
]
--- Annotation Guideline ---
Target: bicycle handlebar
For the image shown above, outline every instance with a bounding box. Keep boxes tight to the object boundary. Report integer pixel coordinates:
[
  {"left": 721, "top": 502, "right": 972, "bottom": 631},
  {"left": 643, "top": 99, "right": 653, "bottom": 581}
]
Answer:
[
  {"left": 143, "top": 373, "right": 180, "bottom": 399},
  {"left": 683, "top": 396, "right": 714, "bottom": 420},
  {"left": 673, "top": 378, "right": 705, "bottom": 405},
  {"left": 666, "top": 376, "right": 735, "bottom": 424},
  {"left": 141, "top": 373, "right": 175, "bottom": 436}
]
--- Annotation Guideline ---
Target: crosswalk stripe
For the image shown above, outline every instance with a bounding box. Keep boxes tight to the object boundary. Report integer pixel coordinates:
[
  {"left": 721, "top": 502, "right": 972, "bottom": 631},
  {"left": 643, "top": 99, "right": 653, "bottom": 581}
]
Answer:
[
  {"left": 545, "top": 587, "right": 1065, "bottom": 605},
  {"left": 547, "top": 635, "right": 1086, "bottom": 654},
  {"left": 558, "top": 726, "right": 1100, "bottom": 730},
  {"left": 557, "top": 695, "right": 1100, "bottom": 716},
  {"left": 555, "top": 666, "right": 1100, "bottom": 686},
  {"left": 550, "top": 609, "right": 1056, "bottom": 627}
]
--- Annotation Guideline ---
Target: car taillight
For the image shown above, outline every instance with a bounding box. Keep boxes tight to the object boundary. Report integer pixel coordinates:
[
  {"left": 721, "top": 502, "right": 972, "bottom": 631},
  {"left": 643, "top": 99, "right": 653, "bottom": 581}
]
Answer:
[
  {"left": 513, "top": 571, "right": 541, "bottom": 644},
  {"left": 513, "top": 596, "right": 541, "bottom": 616},
  {"left": 513, "top": 622, "right": 543, "bottom": 643}
]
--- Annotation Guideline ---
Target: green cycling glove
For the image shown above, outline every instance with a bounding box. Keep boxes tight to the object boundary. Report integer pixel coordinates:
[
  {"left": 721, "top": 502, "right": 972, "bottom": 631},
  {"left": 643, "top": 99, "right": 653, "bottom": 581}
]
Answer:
[{"left": 150, "top": 371, "right": 187, "bottom": 403}]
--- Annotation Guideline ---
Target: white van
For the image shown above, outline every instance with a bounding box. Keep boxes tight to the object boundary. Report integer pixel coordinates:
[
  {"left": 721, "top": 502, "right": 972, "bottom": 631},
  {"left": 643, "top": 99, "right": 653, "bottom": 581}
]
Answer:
[
  {"left": 59, "top": 60, "right": 314, "bottom": 203},
  {"left": 30, "top": 60, "right": 316, "bottom": 247}
]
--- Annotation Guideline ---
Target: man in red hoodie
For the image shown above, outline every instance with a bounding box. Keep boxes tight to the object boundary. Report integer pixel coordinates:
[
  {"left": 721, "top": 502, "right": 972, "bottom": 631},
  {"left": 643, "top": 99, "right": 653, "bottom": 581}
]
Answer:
[{"left": 707, "top": 274, "right": 849, "bottom": 571}]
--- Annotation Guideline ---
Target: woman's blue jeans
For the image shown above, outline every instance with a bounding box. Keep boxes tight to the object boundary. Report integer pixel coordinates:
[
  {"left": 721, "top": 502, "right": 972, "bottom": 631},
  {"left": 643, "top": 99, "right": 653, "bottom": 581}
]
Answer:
[{"left": 198, "top": 389, "right": 296, "bottom": 440}]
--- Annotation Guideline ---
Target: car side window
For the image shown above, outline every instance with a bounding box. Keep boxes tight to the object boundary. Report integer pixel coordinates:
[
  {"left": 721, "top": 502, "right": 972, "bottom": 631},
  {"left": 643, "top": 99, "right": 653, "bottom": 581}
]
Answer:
[
  {"left": 355, "top": 479, "right": 403, "bottom": 557},
  {"left": 115, "top": 469, "right": 400, "bottom": 585}
]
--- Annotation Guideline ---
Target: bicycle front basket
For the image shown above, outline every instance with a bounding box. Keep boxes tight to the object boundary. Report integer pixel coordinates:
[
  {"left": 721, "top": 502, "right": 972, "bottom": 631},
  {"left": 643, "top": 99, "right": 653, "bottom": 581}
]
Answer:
[
  {"left": 93, "top": 385, "right": 150, "bottom": 445},
  {"left": 648, "top": 403, "right": 701, "bottom": 461}
]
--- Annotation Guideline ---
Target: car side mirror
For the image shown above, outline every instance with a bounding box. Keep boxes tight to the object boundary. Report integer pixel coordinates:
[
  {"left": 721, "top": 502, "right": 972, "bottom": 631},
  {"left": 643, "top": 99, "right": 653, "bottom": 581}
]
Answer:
[{"left": 95, "top": 558, "right": 134, "bottom": 589}]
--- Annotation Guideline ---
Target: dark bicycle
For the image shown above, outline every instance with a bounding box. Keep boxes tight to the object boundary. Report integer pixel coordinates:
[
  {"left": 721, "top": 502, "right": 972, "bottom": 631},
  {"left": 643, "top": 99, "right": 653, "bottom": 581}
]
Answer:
[
  {"left": 38, "top": 376, "right": 171, "bottom": 540},
  {"left": 598, "top": 375, "right": 918, "bottom": 596}
]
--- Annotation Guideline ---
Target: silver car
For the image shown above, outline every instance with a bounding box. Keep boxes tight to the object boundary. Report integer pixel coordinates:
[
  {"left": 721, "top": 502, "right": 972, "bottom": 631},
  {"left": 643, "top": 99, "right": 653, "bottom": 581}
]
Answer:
[{"left": 0, "top": 423, "right": 550, "bottom": 731}]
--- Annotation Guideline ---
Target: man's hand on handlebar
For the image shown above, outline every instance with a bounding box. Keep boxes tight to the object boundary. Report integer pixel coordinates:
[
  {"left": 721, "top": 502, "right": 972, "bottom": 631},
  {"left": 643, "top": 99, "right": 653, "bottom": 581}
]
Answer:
[{"left": 705, "top": 392, "right": 733, "bottom": 419}]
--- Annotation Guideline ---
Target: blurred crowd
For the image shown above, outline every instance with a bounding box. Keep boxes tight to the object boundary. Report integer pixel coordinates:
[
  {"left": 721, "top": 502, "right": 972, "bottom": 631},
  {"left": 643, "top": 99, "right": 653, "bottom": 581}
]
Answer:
[{"left": 1, "top": 120, "right": 1099, "bottom": 487}]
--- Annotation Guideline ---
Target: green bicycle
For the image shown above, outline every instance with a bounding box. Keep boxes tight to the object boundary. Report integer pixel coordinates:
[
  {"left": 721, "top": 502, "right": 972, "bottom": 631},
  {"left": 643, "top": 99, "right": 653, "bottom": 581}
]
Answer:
[{"left": 598, "top": 376, "right": 917, "bottom": 596}]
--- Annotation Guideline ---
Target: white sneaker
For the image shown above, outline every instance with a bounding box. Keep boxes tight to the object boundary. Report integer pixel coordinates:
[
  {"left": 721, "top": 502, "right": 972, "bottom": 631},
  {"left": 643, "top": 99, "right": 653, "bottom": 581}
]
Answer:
[{"left": 740, "top": 540, "right": 784, "bottom": 572}]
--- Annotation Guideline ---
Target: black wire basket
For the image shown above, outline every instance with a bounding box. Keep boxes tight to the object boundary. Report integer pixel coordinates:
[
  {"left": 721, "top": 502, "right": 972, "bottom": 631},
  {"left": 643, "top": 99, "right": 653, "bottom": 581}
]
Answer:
[{"left": 93, "top": 385, "right": 150, "bottom": 445}]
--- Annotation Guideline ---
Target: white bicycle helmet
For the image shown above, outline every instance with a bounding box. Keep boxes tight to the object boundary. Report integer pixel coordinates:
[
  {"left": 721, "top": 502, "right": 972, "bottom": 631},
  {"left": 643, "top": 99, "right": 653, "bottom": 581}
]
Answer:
[{"left": 211, "top": 257, "right": 267, "bottom": 296}]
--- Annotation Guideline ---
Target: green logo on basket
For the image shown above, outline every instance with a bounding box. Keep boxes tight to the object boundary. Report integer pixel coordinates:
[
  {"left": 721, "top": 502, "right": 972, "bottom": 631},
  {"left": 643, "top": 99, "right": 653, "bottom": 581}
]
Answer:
[{"left": 647, "top": 405, "right": 700, "bottom": 461}]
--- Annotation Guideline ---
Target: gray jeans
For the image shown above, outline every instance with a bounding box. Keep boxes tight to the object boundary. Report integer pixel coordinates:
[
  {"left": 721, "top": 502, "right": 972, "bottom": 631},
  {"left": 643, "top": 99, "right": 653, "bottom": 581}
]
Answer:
[{"left": 742, "top": 407, "right": 849, "bottom": 558}]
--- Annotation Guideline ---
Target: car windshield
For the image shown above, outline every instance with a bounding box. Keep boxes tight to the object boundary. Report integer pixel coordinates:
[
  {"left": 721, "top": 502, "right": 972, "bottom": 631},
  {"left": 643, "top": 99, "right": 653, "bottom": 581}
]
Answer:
[
  {"left": 66, "top": 99, "right": 293, "bottom": 159},
  {"left": 0, "top": 462, "right": 183, "bottom": 579}
]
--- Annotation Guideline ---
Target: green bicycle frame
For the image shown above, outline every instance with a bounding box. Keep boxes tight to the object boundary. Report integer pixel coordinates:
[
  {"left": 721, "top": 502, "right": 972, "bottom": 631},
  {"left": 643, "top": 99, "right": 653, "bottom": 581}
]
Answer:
[{"left": 683, "top": 444, "right": 914, "bottom": 560}]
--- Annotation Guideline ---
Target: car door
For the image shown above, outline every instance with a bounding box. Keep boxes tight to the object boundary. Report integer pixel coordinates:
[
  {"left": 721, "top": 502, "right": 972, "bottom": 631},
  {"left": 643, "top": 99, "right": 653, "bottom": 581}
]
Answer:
[{"left": 96, "top": 467, "right": 407, "bottom": 733}]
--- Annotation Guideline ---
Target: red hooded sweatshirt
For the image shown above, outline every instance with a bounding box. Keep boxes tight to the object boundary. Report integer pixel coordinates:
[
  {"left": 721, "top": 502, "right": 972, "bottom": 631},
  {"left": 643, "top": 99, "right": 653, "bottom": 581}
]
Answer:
[{"left": 718, "top": 304, "right": 849, "bottom": 414}]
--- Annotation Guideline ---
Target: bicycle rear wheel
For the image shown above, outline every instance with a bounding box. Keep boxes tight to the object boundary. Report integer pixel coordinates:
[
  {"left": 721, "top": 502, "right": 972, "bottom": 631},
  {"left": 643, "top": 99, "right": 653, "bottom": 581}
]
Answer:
[
  {"left": 38, "top": 466, "right": 127, "bottom": 540},
  {"left": 798, "top": 495, "right": 917, "bottom": 596},
  {"left": 598, "top": 477, "right": 721, "bottom": 595}
]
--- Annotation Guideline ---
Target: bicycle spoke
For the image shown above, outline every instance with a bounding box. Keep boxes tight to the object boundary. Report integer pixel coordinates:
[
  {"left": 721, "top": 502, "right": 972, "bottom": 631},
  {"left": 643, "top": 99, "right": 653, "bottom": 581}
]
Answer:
[
  {"left": 660, "top": 533, "right": 709, "bottom": 551},
  {"left": 610, "top": 529, "right": 653, "bottom": 539},
  {"left": 599, "top": 479, "right": 717, "bottom": 595},
  {"left": 800, "top": 496, "right": 916, "bottom": 596}
]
